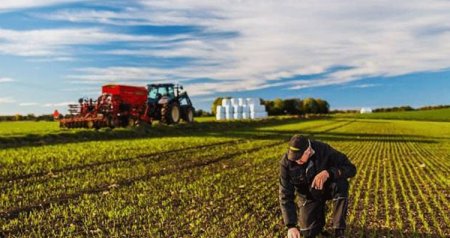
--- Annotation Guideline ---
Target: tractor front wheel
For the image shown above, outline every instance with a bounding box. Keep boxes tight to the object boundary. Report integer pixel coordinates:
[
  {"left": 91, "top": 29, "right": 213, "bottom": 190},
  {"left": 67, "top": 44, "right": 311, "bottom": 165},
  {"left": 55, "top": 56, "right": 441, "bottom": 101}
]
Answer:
[{"left": 182, "top": 107, "right": 194, "bottom": 123}]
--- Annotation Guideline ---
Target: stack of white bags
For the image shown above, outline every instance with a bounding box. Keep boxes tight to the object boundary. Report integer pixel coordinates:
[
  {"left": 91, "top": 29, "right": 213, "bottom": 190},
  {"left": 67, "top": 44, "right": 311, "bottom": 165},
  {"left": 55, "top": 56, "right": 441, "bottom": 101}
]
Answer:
[{"left": 216, "top": 98, "right": 268, "bottom": 121}]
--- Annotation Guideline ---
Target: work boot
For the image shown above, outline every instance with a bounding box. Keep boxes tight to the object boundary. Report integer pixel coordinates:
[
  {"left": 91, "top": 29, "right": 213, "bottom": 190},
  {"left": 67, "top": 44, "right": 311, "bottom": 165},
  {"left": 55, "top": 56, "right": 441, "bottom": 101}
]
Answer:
[{"left": 334, "top": 229, "right": 345, "bottom": 238}]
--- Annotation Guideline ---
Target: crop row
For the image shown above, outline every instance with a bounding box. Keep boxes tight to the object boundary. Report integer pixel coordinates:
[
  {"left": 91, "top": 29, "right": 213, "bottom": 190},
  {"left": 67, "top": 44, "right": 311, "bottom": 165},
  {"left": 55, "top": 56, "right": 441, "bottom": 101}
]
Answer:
[
  {"left": 2, "top": 139, "right": 289, "bottom": 237},
  {"left": 1, "top": 118, "right": 449, "bottom": 237},
  {"left": 1, "top": 139, "right": 283, "bottom": 217}
]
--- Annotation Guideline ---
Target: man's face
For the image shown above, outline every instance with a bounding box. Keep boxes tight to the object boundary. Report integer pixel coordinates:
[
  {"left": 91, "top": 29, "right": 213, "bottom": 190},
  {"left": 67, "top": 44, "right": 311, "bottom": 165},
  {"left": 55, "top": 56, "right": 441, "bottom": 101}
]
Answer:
[
  {"left": 294, "top": 146, "right": 313, "bottom": 165},
  {"left": 289, "top": 140, "right": 314, "bottom": 165}
]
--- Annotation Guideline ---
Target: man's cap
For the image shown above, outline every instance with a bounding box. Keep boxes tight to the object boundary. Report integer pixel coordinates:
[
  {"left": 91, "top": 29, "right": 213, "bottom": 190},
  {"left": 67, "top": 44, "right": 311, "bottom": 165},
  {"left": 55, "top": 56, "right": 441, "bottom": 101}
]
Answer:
[{"left": 287, "top": 135, "right": 309, "bottom": 161}]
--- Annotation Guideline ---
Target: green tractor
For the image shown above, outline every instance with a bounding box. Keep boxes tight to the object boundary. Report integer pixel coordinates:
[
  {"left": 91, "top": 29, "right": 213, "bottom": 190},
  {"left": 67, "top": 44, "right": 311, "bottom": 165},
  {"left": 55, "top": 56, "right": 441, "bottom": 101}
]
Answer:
[{"left": 146, "top": 84, "right": 195, "bottom": 124}]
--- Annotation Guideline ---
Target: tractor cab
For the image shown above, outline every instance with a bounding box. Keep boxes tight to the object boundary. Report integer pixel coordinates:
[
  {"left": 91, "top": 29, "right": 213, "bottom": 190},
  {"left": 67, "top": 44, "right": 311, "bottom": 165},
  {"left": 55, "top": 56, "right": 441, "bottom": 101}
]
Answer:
[{"left": 147, "top": 84, "right": 176, "bottom": 103}]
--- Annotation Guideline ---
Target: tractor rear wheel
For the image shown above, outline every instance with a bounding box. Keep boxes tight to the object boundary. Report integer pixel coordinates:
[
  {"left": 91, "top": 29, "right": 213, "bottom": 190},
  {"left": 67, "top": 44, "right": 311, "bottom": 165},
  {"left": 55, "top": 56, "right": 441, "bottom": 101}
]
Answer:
[
  {"left": 161, "top": 103, "right": 180, "bottom": 124},
  {"left": 183, "top": 107, "right": 194, "bottom": 123}
]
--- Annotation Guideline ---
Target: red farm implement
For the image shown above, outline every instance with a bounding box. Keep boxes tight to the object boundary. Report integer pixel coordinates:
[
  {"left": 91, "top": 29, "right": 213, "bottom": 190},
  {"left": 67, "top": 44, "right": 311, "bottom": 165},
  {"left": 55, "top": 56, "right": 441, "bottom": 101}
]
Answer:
[{"left": 60, "top": 84, "right": 195, "bottom": 129}]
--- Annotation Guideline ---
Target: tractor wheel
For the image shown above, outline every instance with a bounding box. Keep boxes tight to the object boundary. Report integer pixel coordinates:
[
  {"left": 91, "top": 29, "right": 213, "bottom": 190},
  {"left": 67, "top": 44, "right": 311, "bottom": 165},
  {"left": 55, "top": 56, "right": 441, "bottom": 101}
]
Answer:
[
  {"left": 113, "top": 118, "right": 121, "bottom": 128},
  {"left": 183, "top": 107, "right": 194, "bottom": 123},
  {"left": 106, "top": 116, "right": 115, "bottom": 129},
  {"left": 128, "top": 117, "right": 136, "bottom": 127},
  {"left": 87, "top": 121, "right": 94, "bottom": 129},
  {"left": 161, "top": 103, "right": 180, "bottom": 124}
]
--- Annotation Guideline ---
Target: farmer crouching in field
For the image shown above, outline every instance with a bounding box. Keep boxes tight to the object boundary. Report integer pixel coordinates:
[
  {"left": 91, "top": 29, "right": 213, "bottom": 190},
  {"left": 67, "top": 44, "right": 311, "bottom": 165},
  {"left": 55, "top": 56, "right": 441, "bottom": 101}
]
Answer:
[{"left": 279, "top": 135, "right": 356, "bottom": 238}]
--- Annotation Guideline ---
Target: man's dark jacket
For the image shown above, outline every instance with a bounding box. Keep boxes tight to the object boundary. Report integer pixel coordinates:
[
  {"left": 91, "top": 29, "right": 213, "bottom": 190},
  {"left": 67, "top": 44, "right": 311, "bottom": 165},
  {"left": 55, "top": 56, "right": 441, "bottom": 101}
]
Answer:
[{"left": 279, "top": 140, "right": 357, "bottom": 228}]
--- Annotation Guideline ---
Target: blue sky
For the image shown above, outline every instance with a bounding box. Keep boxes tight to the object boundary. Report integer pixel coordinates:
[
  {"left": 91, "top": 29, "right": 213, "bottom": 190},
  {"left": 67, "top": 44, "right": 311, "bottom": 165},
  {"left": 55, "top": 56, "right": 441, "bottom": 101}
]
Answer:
[{"left": 0, "top": 0, "right": 449, "bottom": 115}]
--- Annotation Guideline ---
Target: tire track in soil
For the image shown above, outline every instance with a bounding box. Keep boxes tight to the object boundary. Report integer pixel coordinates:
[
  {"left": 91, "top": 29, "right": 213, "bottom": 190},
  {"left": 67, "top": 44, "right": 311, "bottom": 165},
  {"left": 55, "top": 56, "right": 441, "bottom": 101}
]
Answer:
[
  {"left": 0, "top": 138, "right": 254, "bottom": 195},
  {"left": 0, "top": 120, "right": 345, "bottom": 184},
  {"left": 0, "top": 131, "right": 291, "bottom": 184},
  {"left": 0, "top": 140, "right": 287, "bottom": 220},
  {"left": 0, "top": 120, "right": 364, "bottom": 234},
  {"left": 316, "top": 119, "right": 357, "bottom": 133},
  {"left": 2, "top": 121, "right": 341, "bottom": 220},
  {"left": 3, "top": 145, "right": 286, "bottom": 237},
  {"left": 1, "top": 138, "right": 272, "bottom": 207},
  {"left": 0, "top": 139, "right": 273, "bottom": 210},
  {"left": 297, "top": 119, "right": 349, "bottom": 132},
  {"left": 0, "top": 140, "right": 242, "bottom": 183},
  {"left": 2, "top": 123, "right": 341, "bottom": 196},
  {"left": 149, "top": 151, "right": 283, "bottom": 238}
]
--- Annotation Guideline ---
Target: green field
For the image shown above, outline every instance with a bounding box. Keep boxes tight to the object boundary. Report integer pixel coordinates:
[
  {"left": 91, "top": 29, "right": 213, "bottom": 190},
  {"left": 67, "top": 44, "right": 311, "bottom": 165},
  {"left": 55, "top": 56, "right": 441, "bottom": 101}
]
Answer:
[
  {"left": 0, "top": 118, "right": 449, "bottom": 237},
  {"left": 334, "top": 108, "right": 450, "bottom": 122}
]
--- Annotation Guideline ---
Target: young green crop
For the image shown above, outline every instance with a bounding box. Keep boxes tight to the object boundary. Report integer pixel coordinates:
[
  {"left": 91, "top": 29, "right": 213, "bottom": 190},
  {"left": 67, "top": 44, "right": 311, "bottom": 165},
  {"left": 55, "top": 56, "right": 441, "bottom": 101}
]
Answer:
[{"left": 0, "top": 117, "right": 449, "bottom": 237}]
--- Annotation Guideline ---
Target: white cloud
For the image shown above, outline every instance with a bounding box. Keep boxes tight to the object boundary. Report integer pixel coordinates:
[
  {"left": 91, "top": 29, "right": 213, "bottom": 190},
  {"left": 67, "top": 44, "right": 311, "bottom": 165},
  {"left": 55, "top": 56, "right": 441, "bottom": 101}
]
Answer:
[
  {"left": 346, "top": 84, "right": 380, "bottom": 89},
  {"left": 0, "top": 0, "right": 83, "bottom": 12},
  {"left": 190, "top": 96, "right": 216, "bottom": 103},
  {"left": 67, "top": 67, "right": 174, "bottom": 83},
  {"left": 57, "top": 0, "right": 450, "bottom": 95},
  {"left": 0, "top": 77, "right": 15, "bottom": 83},
  {"left": 0, "top": 97, "right": 16, "bottom": 104},
  {"left": 0, "top": 28, "right": 189, "bottom": 57},
  {"left": 58, "top": 0, "right": 450, "bottom": 94},
  {"left": 43, "top": 102, "right": 75, "bottom": 107},
  {"left": 19, "top": 102, "right": 38, "bottom": 106}
]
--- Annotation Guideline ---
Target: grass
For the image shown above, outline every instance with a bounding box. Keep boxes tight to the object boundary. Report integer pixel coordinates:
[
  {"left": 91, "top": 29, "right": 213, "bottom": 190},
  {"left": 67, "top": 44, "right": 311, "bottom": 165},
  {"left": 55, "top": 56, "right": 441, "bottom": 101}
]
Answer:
[
  {"left": 0, "top": 117, "right": 449, "bottom": 237},
  {"left": 333, "top": 108, "right": 450, "bottom": 122}
]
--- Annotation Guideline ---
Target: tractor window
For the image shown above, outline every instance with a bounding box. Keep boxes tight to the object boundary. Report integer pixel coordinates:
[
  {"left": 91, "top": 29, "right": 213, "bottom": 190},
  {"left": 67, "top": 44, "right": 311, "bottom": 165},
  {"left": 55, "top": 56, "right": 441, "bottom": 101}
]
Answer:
[
  {"left": 158, "top": 87, "right": 168, "bottom": 96},
  {"left": 148, "top": 87, "right": 158, "bottom": 99},
  {"left": 179, "top": 97, "right": 188, "bottom": 105},
  {"left": 167, "top": 87, "right": 175, "bottom": 98}
]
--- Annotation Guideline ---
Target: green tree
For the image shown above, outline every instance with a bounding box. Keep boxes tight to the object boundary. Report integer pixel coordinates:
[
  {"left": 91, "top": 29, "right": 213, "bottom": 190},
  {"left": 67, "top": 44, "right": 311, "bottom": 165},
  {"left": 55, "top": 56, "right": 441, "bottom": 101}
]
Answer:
[
  {"left": 284, "top": 98, "right": 302, "bottom": 115},
  {"left": 315, "top": 99, "right": 330, "bottom": 114},
  {"left": 272, "top": 98, "right": 285, "bottom": 115},
  {"left": 14, "top": 114, "right": 22, "bottom": 121},
  {"left": 211, "top": 97, "right": 223, "bottom": 115},
  {"left": 26, "top": 113, "right": 36, "bottom": 121},
  {"left": 302, "top": 98, "right": 319, "bottom": 114},
  {"left": 263, "top": 100, "right": 275, "bottom": 115}
]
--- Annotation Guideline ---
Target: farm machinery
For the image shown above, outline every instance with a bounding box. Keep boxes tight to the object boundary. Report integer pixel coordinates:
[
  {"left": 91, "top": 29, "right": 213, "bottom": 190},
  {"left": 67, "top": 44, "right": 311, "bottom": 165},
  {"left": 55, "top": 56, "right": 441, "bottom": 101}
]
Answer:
[{"left": 60, "top": 84, "right": 195, "bottom": 129}]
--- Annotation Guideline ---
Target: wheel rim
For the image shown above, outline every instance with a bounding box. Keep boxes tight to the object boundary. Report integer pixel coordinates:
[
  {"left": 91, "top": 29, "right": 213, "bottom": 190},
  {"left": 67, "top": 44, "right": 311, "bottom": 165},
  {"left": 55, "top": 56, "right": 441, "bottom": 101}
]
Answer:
[
  {"left": 128, "top": 118, "right": 135, "bottom": 127},
  {"left": 171, "top": 106, "right": 180, "bottom": 122},
  {"left": 188, "top": 109, "right": 193, "bottom": 122}
]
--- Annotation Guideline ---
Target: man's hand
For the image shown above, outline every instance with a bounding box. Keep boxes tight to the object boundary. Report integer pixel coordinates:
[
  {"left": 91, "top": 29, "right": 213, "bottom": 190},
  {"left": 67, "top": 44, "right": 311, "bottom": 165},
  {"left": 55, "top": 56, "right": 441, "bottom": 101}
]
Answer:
[
  {"left": 311, "top": 170, "right": 329, "bottom": 190},
  {"left": 287, "top": 227, "right": 301, "bottom": 238}
]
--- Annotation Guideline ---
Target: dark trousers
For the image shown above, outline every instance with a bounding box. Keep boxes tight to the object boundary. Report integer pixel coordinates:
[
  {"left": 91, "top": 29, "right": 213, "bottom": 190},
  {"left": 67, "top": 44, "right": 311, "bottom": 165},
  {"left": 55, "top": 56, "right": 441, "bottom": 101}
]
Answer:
[{"left": 298, "top": 179, "right": 349, "bottom": 238}]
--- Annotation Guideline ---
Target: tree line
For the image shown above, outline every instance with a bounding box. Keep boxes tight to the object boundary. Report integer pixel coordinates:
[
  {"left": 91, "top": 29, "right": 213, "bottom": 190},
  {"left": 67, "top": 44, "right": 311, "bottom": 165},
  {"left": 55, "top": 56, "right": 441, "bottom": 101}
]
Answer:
[
  {"left": 211, "top": 97, "right": 330, "bottom": 116},
  {"left": 0, "top": 114, "right": 59, "bottom": 122},
  {"left": 373, "top": 104, "right": 450, "bottom": 112},
  {"left": 331, "top": 104, "right": 450, "bottom": 113}
]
